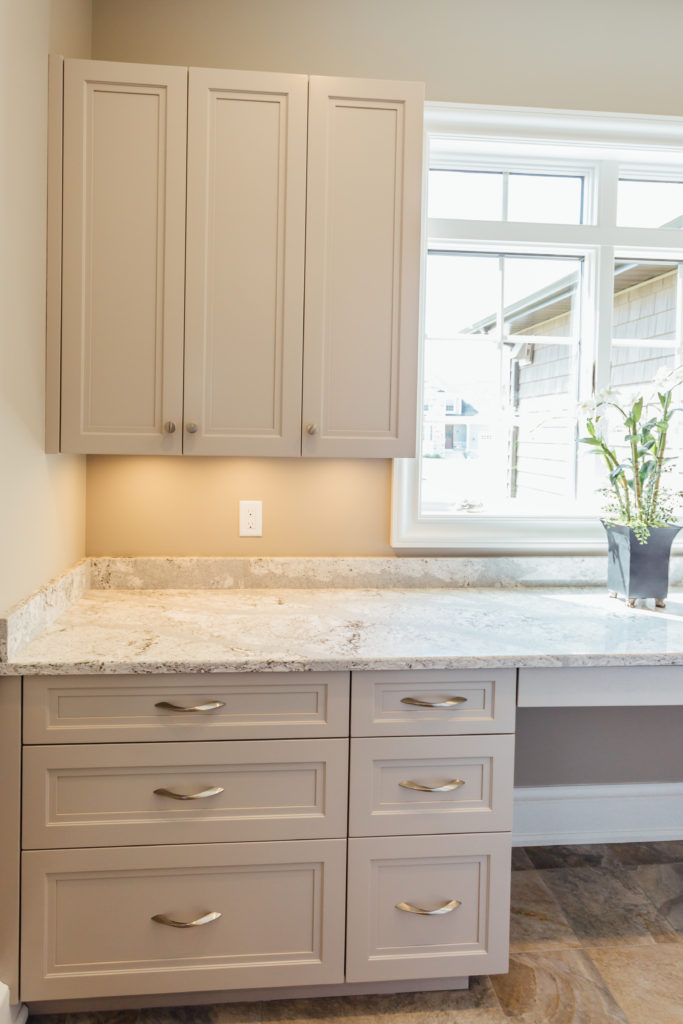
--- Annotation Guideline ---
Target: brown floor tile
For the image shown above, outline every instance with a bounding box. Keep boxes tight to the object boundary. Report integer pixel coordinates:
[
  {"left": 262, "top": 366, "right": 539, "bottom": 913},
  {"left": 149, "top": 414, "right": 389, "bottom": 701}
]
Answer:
[
  {"left": 136, "top": 1005, "right": 262, "bottom": 1024},
  {"left": 490, "top": 949, "right": 628, "bottom": 1023},
  {"left": 511, "top": 849, "right": 534, "bottom": 871},
  {"left": 524, "top": 846, "right": 617, "bottom": 870},
  {"left": 541, "top": 865, "right": 678, "bottom": 947},
  {"left": 630, "top": 861, "right": 683, "bottom": 934},
  {"left": 588, "top": 944, "right": 683, "bottom": 1024},
  {"left": 608, "top": 840, "right": 683, "bottom": 867},
  {"left": 260, "top": 978, "right": 504, "bottom": 1023},
  {"left": 509, "top": 871, "right": 580, "bottom": 953}
]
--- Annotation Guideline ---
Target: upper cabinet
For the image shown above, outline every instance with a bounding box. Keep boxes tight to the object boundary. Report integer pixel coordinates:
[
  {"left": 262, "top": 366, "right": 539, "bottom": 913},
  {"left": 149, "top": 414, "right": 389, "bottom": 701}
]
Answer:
[
  {"left": 58, "top": 60, "right": 187, "bottom": 455},
  {"left": 183, "top": 69, "right": 308, "bottom": 457},
  {"left": 48, "top": 58, "right": 424, "bottom": 457},
  {"left": 302, "top": 77, "right": 422, "bottom": 458}
]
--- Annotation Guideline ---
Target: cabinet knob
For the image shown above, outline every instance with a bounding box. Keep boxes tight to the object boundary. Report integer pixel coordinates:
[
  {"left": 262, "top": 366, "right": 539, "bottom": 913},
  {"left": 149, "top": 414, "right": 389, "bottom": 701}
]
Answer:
[
  {"left": 306, "top": 423, "right": 319, "bottom": 435},
  {"left": 186, "top": 422, "right": 199, "bottom": 434},
  {"left": 164, "top": 421, "right": 176, "bottom": 434}
]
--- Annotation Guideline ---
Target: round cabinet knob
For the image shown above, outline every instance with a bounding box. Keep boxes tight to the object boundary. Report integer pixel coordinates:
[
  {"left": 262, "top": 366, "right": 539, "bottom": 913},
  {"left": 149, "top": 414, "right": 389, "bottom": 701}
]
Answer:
[
  {"left": 186, "top": 422, "right": 199, "bottom": 434},
  {"left": 306, "top": 423, "right": 319, "bottom": 435},
  {"left": 164, "top": 421, "right": 176, "bottom": 434}
]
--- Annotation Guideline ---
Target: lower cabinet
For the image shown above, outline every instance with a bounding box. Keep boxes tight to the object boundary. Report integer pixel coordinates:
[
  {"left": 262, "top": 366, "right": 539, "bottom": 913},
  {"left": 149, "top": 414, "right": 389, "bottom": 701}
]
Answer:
[
  {"left": 21, "top": 840, "right": 347, "bottom": 1000},
  {"left": 19, "top": 669, "right": 515, "bottom": 1005},
  {"left": 346, "top": 833, "right": 511, "bottom": 982}
]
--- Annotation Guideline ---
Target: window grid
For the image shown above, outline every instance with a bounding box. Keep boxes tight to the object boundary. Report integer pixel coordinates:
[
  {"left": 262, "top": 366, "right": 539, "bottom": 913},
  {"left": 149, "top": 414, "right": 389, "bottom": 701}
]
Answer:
[{"left": 393, "top": 107, "right": 683, "bottom": 552}]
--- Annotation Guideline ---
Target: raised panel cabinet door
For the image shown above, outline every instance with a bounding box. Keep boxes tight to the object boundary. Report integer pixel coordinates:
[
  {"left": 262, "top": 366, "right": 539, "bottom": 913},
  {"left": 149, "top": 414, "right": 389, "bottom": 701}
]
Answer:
[
  {"left": 21, "top": 839, "right": 347, "bottom": 1000},
  {"left": 303, "top": 76, "right": 424, "bottom": 458},
  {"left": 184, "top": 69, "right": 308, "bottom": 455},
  {"left": 346, "top": 833, "right": 511, "bottom": 983},
  {"left": 60, "top": 59, "right": 187, "bottom": 454}
]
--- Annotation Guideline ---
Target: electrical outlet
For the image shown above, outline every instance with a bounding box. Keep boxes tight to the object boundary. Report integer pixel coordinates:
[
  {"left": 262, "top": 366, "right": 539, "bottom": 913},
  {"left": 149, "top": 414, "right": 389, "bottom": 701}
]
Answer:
[{"left": 239, "top": 500, "right": 262, "bottom": 537}]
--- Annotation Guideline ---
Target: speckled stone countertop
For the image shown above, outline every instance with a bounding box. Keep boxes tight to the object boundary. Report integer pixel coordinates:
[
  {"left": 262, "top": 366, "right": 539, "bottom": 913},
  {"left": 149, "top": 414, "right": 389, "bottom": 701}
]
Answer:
[{"left": 5, "top": 584, "right": 683, "bottom": 675}]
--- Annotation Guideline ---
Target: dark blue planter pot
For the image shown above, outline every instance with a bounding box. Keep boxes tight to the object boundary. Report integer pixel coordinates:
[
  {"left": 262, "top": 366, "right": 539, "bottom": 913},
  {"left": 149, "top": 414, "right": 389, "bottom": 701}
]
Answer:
[{"left": 603, "top": 522, "right": 681, "bottom": 604}]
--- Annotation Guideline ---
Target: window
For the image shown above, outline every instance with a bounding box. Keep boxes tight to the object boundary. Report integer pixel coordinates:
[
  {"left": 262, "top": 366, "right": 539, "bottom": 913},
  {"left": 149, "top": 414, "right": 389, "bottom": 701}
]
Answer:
[{"left": 393, "top": 105, "right": 683, "bottom": 552}]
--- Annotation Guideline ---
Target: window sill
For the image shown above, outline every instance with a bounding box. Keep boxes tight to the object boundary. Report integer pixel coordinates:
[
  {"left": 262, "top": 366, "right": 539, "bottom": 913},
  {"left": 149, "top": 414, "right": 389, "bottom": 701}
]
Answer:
[{"left": 392, "top": 459, "right": 609, "bottom": 555}]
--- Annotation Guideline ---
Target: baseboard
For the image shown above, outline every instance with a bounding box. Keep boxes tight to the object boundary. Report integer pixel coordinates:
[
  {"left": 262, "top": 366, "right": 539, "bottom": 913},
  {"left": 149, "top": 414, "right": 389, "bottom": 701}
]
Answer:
[{"left": 513, "top": 782, "right": 683, "bottom": 846}]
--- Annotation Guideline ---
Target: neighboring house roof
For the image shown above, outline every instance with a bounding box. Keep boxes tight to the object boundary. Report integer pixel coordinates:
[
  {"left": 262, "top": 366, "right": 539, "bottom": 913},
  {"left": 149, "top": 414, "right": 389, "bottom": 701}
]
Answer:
[{"left": 462, "top": 259, "right": 678, "bottom": 337}]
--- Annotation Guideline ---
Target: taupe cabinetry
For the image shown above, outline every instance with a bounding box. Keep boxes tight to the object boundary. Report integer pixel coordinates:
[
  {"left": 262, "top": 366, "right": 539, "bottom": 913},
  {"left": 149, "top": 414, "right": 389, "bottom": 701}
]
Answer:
[
  {"left": 49, "top": 57, "right": 423, "bottom": 457},
  {"left": 19, "top": 669, "right": 514, "bottom": 1003},
  {"left": 346, "top": 670, "right": 514, "bottom": 982}
]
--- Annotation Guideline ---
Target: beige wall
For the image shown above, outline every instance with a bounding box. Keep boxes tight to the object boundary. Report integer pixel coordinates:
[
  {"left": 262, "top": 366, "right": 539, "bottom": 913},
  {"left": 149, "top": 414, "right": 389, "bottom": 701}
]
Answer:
[
  {"left": 92, "top": 0, "right": 683, "bottom": 114},
  {"left": 86, "top": 457, "right": 393, "bottom": 556},
  {"left": 0, "top": 0, "right": 90, "bottom": 614}
]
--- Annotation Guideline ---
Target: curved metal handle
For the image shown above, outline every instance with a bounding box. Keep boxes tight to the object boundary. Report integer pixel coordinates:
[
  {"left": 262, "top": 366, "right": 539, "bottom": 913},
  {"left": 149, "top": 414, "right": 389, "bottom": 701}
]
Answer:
[
  {"left": 186, "top": 422, "right": 199, "bottom": 434},
  {"left": 154, "top": 700, "right": 226, "bottom": 714},
  {"left": 395, "top": 899, "right": 461, "bottom": 916},
  {"left": 165, "top": 421, "right": 176, "bottom": 434},
  {"left": 152, "top": 911, "right": 221, "bottom": 928},
  {"left": 154, "top": 786, "right": 224, "bottom": 801},
  {"left": 306, "top": 423, "right": 319, "bottom": 435},
  {"left": 400, "top": 696, "right": 468, "bottom": 708},
  {"left": 399, "top": 779, "right": 465, "bottom": 793}
]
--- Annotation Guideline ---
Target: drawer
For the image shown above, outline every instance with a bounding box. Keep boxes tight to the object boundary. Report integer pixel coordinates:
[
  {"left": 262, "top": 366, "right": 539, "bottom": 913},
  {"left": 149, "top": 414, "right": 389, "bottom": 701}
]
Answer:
[
  {"left": 351, "top": 670, "right": 516, "bottom": 736},
  {"left": 518, "top": 666, "right": 683, "bottom": 707},
  {"left": 349, "top": 735, "right": 514, "bottom": 837},
  {"left": 346, "top": 833, "right": 510, "bottom": 982},
  {"left": 21, "top": 839, "right": 346, "bottom": 1000},
  {"left": 23, "top": 672, "right": 349, "bottom": 743},
  {"left": 23, "top": 739, "right": 348, "bottom": 849}
]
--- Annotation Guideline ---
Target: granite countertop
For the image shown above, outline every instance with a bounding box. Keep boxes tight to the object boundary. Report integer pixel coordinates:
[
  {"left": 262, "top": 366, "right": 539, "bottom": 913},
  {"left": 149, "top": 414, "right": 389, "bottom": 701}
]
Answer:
[{"left": 5, "top": 582, "right": 683, "bottom": 675}]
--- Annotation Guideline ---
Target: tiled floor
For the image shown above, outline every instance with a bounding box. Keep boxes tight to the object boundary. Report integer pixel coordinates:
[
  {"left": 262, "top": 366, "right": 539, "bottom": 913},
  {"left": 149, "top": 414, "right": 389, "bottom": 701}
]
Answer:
[{"left": 32, "top": 842, "right": 683, "bottom": 1024}]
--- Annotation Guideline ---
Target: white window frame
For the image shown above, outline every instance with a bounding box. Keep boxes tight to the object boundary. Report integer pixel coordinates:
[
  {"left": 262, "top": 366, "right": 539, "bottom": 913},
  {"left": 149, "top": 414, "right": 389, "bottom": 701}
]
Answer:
[{"left": 392, "top": 102, "right": 683, "bottom": 554}]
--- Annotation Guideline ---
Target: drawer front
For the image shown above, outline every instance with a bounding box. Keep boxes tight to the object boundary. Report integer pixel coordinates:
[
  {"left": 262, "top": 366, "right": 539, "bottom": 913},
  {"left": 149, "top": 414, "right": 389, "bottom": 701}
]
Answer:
[
  {"left": 23, "top": 672, "right": 349, "bottom": 743},
  {"left": 23, "top": 739, "right": 348, "bottom": 849},
  {"left": 21, "top": 839, "right": 346, "bottom": 1000},
  {"left": 351, "top": 670, "right": 516, "bottom": 736},
  {"left": 346, "top": 833, "right": 510, "bottom": 982},
  {"left": 518, "top": 665, "right": 683, "bottom": 707},
  {"left": 349, "top": 735, "right": 514, "bottom": 837}
]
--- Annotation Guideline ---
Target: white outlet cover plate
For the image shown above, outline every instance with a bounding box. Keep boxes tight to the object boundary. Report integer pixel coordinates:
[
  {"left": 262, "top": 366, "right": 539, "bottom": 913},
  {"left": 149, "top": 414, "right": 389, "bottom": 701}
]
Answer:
[{"left": 239, "top": 500, "right": 262, "bottom": 537}]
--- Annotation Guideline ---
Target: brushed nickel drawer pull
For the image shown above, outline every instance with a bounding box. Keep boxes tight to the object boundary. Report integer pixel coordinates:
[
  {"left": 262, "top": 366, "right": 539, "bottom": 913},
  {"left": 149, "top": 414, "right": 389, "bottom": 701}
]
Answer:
[
  {"left": 154, "top": 786, "right": 224, "bottom": 801},
  {"left": 155, "top": 701, "right": 226, "bottom": 713},
  {"left": 152, "top": 911, "right": 222, "bottom": 928},
  {"left": 400, "top": 696, "right": 467, "bottom": 708},
  {"left": 399, "top": 779, "right": 465, "bottom": 792},
  {"left": 395, "top": 898, "right": 461, "bottom": 916}
]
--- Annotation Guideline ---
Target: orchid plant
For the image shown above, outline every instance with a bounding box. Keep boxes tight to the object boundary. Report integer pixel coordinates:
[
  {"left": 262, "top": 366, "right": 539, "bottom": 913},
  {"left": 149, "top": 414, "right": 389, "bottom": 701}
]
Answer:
[{"left": 579, "top": 365, "right": 683, "bottom": 543}]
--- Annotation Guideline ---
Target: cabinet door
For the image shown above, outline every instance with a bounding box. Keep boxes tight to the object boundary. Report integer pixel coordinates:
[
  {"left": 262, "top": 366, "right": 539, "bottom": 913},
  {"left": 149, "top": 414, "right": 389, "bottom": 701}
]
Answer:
[
  {"left": 184, "top": 69, "right": 308, "bottom": 455},
  {"left": 303, "top": 76, "right": 424, "bottom": 458},
  {"left": 60, "top": 59, "right": 187, "bottom": 454}
]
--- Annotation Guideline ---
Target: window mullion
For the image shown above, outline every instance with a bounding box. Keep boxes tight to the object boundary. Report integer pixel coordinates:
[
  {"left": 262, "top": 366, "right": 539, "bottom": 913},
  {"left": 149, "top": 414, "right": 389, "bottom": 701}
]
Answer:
[
  {"left": 594, "top": 245, "right": 614, "bottom": 391},
  {"left": 594, "top": 160, "right": 617, "bottom": 391}
]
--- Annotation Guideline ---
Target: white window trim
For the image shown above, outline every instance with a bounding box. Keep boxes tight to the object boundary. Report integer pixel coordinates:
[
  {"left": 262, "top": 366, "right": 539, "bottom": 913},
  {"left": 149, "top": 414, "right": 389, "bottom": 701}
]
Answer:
[{"left": 392, "top": 101, "right": 683, "bottom": 554}]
